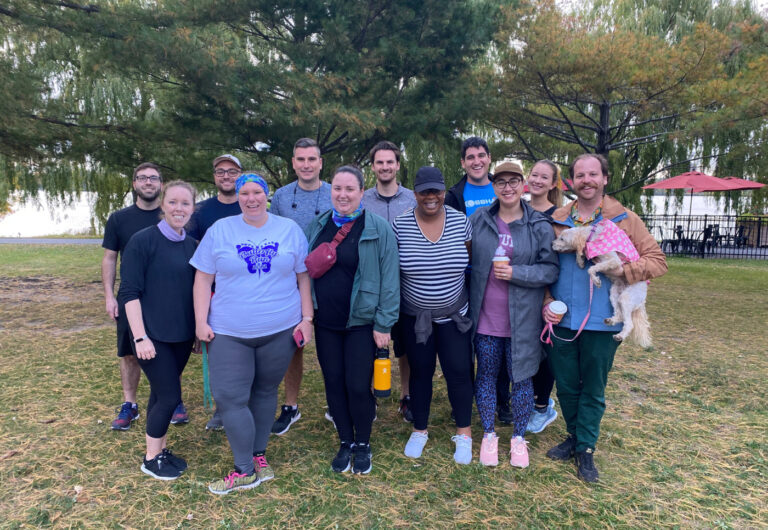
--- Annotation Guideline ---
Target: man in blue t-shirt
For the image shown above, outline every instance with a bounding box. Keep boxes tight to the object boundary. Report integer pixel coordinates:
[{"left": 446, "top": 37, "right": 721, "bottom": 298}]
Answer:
[
  {"left": 445, "top": 137, "right": 515, "bottom": 424},
  {"left": 445, "top": 136, "right": 496, "bottom": 217},
  {"left": 186, "top": 153, "right": 244, "bottom": 431}
]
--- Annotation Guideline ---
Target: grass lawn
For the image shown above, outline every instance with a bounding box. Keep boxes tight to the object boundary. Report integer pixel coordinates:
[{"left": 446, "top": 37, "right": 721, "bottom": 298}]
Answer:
[{"left": 0, "top": 246, "right": 766, "bottom": 528}]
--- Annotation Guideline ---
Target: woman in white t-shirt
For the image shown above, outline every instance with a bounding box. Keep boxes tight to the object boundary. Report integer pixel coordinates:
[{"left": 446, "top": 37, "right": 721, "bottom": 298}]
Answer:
[{"left": 191, "top": 173, "right": 313, "bottom": 496}]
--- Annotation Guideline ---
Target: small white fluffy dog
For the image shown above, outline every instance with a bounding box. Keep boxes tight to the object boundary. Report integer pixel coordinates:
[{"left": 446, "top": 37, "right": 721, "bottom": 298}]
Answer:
[{"left": 551, "top": 223, "right": 651, "bottom": 348}]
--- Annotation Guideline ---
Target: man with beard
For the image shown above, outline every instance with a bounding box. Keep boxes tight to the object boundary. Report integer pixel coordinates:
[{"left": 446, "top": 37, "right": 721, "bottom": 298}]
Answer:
[
  {"left": 269, "top": 138, "right": 332, "bottom": 435},
  {"left": 543, "top": 153, "right": 666, "bottom": 482},
  {"left": 186, "top": 154, "right": 243, "bottom": 431},
  {"left": 362, "top": 140, "right": 416, "bottom": 422},
  {"left": 103, "top": 162, "right": 168, "bottom": 430},
  {"left": 187, "top": 154, "right": 243, "bottom": 242}
]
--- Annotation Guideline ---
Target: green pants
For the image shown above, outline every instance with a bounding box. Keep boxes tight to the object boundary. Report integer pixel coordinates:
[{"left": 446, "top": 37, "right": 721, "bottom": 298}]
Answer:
[{"left": 545, "top": 328, "right": 621, "bottom": 452}]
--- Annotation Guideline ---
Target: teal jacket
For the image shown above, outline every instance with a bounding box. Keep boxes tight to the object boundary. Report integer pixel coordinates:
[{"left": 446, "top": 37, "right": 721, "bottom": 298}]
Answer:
[{"left": 306, "top": 210, "right": 400, "bottom": 333}]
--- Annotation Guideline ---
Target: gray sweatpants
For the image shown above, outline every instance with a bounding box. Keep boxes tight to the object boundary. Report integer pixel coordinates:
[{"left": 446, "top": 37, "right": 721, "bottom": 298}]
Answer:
[{"left": 208, "top": 327, "right": 295, "bottom": 475}]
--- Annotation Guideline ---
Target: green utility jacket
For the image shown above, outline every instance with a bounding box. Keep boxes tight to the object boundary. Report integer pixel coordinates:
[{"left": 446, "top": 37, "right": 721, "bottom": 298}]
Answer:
[{"left": 306, "top": 210, "right": 400, "bottom": 333}]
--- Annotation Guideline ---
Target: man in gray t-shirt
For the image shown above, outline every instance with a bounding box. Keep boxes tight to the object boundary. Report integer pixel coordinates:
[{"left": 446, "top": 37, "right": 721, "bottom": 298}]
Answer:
[
  {"left": 362, "top": 140, "right": 417, "bottom": 423},
  {"left": 268, "top": 138, "right": 332, "bottom": 435}
]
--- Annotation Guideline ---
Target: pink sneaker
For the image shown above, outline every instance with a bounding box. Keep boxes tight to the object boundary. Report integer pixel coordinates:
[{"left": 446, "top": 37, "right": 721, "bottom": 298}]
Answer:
[
  {"left": 509, "top": 436, "right": 529, "bottom": 468},
  {"left": 479, "top": 433, "right": 499, "bottom": 467}
]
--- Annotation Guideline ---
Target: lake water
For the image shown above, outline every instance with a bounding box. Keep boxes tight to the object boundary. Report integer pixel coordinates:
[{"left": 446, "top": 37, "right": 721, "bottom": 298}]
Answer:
[{"left": 0, "top": 191, "right": 743, "bottom": 237}]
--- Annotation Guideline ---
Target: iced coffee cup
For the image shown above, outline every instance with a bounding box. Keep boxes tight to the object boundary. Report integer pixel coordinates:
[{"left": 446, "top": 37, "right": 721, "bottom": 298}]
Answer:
[{"left": 492, "top": 255, "right": 510, "bottom": 271}]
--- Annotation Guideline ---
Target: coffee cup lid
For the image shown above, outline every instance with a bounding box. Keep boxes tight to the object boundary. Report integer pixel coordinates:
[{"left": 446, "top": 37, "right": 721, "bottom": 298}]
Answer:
[{"left": 549, "top": 301, "right": 567, "bottom": 315}]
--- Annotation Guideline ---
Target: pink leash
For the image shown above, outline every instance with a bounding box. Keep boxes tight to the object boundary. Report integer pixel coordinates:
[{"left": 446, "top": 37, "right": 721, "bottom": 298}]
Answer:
[{"left": 540, "top": 279, "right": 594, "bottom": 346}]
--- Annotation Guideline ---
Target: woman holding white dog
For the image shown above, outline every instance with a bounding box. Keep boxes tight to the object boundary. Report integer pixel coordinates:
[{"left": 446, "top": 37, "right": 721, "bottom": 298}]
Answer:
[
  {"left": 542, "top": 153, "right": 666, "bottom": 483},
  {"left": 469, "top": 160, "right": 559, "bottom": 467}
]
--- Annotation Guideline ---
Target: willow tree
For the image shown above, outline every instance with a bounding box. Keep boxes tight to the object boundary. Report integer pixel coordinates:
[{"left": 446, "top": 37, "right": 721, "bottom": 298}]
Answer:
[
  {"left": 488, "top": 0, "right": 768, "bottom": 212},
  {"left": 1, "top": 0, "right": 505, "bottom": 226}
]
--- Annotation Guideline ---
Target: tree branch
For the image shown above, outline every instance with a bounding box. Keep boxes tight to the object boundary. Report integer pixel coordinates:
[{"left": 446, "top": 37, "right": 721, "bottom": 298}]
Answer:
[{"left": 536, "top": 71, "right": 591, "bottom": 152}]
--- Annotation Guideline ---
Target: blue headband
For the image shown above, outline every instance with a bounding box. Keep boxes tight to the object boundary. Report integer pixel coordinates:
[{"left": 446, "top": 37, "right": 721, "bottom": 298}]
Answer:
[{"left": 235, "top": 173, "right": 269, "bottom": 196}]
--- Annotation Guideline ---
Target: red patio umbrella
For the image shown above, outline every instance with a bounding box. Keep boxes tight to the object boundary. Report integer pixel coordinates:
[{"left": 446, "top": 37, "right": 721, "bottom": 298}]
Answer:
[
  {"left": 722, "top": 176, "right": 766, "bottom": 190},
  {"left": 643, "top": 171, "right": 765, "bottom": 214}
]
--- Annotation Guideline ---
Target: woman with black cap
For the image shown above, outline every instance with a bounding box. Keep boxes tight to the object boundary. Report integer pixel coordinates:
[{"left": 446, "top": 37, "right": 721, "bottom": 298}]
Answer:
[{"left": 392, "top": 166, "right": 475, "bottom": 465}]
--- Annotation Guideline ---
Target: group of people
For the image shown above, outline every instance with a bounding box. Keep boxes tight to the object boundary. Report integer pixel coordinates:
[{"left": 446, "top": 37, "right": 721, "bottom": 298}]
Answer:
[{"left": 101, "top": 136, "right": 667, "bottom": 494}]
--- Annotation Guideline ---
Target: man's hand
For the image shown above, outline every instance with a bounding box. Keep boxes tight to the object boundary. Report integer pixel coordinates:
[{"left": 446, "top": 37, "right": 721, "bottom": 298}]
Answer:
[{"left": 105, "top": 297, "right": 119, "bottom": 321}]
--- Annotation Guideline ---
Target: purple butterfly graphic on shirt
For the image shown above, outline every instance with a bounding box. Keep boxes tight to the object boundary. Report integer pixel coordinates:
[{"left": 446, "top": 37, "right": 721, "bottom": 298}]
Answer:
[{"left": 236, "top": 241, "right": 279, "bottom": 275}]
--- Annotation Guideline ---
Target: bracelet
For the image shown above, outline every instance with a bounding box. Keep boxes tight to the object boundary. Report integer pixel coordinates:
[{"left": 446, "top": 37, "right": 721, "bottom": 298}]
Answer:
[
  {"left": 134, "top": 335, "right": 148, "bottom": 343},
  {"left": 302, "top": 316, "right": 313, "bottom": 322}
]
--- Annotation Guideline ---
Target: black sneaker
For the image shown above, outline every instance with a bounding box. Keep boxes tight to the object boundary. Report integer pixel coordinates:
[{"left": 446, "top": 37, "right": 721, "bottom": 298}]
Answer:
[
  {"left": 161, "top": 448, "right": 187, "bottom": 471},
  {"left": 399, "top": 396, "right": 414, "bottom": 423},
  {"left": 271, "top": 405, "right": 301, "bottom": 435},
  {"left": 575, "top": 449, "right": 599, "bottom": 483},
  {"left": 331, "top": 442, "right": 353, "bottom": 473},
  {"left": 497, "top": 401, "right": 514, "bottom": 424},
  {"left": 141, "top": 452, "right": 182, "bottom": 480},
  {"left": 352, "top": 443, "right": 372, "bottom": 475},
  {"left": 546, "top": 435, "right": 577, "bottom": 461}
]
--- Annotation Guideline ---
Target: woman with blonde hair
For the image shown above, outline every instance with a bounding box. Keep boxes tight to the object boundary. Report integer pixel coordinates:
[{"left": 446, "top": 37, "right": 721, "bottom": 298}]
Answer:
[{"left": 525, "top": 159, "right": 563, "bottom": 434}]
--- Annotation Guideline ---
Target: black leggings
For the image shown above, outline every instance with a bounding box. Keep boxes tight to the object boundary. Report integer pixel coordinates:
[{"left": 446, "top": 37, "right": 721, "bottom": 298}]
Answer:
[
  {"left": 532, "top": 357, "right": 555, "bottom": 407},
  {"left": 401, "top": 314, "right": 474, "bottom": 431},
  {"left": 314, "top": 324, "right": 376, "bottom": 445},
  {"left": 137, "top": 338, "right": 192, "bottom": 438}
]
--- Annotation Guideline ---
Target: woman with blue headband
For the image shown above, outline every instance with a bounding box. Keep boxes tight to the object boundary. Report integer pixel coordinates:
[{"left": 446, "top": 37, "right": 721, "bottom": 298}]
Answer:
[
  {"left": 190, "top": 173, "right": 314, "bottom": 495},
  {"left": 305, "top": 165, "right": 400, "bottom": 475}
]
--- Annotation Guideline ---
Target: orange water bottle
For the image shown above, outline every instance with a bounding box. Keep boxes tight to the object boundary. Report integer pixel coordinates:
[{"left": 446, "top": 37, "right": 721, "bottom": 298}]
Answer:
[{"left": 373, "top": 347, "right": 391, "bottom": 398}]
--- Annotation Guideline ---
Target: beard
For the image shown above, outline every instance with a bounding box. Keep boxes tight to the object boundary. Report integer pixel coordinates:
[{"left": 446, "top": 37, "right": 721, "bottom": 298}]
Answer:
[{"left": 135, "top": 187, "right": 161, "bottom": 202}]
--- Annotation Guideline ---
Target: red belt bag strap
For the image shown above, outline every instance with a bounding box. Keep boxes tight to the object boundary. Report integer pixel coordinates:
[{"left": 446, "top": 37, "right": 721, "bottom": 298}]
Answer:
[{"left": 304, "top": 220, "right": 357, "bottom": 279}]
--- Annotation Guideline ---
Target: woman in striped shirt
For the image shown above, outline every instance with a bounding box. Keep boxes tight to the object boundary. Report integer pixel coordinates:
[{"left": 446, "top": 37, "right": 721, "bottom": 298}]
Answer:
[{"left": 393, "top": 166, "right": 475, "bottom": 465}]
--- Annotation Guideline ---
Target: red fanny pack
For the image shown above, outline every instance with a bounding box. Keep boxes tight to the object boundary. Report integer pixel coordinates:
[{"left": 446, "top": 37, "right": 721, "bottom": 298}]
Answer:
[{"left": 304, "top": 220, "right": 356, "bottom": 279}]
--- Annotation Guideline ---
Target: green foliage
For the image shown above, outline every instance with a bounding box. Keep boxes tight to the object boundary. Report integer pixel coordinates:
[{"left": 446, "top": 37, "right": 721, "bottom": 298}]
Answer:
[
  {"left": 1, "top": 0, "right": 503, "bottom": 226},
  {"left": 488, "top": 0, "right": 768, "bottom": 214}
]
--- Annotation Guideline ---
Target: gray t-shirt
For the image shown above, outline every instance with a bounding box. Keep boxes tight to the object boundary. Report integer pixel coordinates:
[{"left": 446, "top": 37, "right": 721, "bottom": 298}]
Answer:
[
  {"left": 363, "top": 184, "right": 417, "bottom": 225},
  {"left": 270, "top": 180, "right": 332, "bottom": 232}
]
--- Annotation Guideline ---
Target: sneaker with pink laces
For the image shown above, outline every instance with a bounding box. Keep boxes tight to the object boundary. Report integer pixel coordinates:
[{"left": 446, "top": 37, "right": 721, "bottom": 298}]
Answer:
[
  {"left": 479, "top": 433, "right": 499, "bottom": 467},
  {"left": 509, "top": 436, "right": 529, "bottom": 468}
]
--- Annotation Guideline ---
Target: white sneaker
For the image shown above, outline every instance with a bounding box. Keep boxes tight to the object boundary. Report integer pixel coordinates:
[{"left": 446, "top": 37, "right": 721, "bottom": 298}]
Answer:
[
  {"left": 404, "top": 431, "right": 429, "bottom": 458},
  {"left": 451, "top": 434, "right": 473, "bottom": 465}
]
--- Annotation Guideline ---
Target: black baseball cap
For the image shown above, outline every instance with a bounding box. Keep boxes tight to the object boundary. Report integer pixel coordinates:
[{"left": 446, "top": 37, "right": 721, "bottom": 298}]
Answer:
[{"left": 413, "top": 166, "right": 446, "bottom": 193}]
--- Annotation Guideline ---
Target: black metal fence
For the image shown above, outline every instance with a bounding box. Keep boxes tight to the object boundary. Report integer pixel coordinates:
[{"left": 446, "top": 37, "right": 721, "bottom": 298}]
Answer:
[{"left": 639, "top": 214, "right": 768, "bottom": 259}]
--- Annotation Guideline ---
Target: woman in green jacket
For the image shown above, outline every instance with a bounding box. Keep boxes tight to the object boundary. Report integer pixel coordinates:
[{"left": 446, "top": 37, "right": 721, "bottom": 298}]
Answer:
[{"left": 305, "top": 165, "right": 400, "bottom": 475}]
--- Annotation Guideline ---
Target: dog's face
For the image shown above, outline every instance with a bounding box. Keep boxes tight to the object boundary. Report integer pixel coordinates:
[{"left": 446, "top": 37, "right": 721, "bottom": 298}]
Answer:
[{"left": 552, "top": 226, "right": 591, "bottom": 254}]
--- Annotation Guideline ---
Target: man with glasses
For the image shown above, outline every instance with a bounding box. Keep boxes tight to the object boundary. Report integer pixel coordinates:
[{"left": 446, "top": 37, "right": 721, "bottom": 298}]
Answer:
[
  {"left": 269, "top": 138, "right": 332, "bottom": 435},
  {"left": 187, "top": 154, "right": 243, "bottom": 242},
  {"left": 186, "top": 154, "right": 244, "bottom": 430},
  {"left": 102, "top": 162, "right": 166, "bottom": 430}
]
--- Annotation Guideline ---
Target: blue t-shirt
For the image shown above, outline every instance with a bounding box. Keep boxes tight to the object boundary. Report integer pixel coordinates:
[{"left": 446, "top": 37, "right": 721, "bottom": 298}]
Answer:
[
  {"left": 190, "top": 214, "right": 308, "bottom": 338},
  {"left": 462, "top": 182, "right": 496, "bottom": 217}
]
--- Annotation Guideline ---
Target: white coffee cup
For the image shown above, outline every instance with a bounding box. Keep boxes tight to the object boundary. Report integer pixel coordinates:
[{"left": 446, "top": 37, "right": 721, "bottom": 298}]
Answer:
[{"left": 549, "top": 300, "right": 567, "bottom": 316}]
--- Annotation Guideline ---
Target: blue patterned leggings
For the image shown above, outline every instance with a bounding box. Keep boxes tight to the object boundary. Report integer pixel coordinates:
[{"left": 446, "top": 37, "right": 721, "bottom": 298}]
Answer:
[{"left": 474, "top": 334, "right": 533, "bottom": 437}]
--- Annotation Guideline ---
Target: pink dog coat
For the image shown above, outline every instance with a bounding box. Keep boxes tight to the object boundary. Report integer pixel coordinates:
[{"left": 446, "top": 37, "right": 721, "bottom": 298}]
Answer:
[{"left": 585, "top": 219, "right": 639, "bottom": 263}]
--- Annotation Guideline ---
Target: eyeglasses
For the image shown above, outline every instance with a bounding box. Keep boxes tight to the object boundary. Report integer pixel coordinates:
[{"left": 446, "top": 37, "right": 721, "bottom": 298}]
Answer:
[
  {"left": 134, "top": 175, "right": 161, "bottom": 183},
  {"left": 214, "top": 168, "right": 241, "bottom": 177},
  {"left": 493, "top": 177, "right": 523, "bottom": 189}
]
